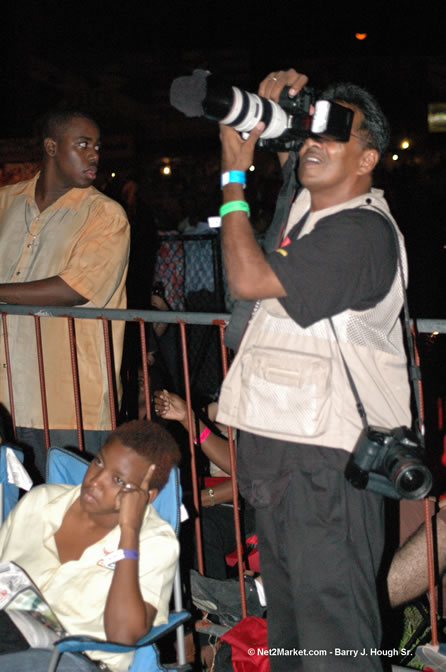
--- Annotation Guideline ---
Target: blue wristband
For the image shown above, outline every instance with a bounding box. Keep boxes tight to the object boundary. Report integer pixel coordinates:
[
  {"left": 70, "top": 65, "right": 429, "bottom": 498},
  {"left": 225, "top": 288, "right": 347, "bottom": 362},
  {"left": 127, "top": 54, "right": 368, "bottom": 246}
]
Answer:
[
  {"left": 102, "top": 549, "right": 139, "bottom": 568},
  {"left": 221, "top": 170, "right": 246, "bottom": 189}
]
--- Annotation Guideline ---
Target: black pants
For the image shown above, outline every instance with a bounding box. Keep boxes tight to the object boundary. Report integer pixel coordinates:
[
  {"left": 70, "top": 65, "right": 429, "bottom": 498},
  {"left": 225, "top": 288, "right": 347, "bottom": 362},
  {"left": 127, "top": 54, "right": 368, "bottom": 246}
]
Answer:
[
  {"left": 238, "top": 432, "right": 385, "bottom": 672},
  {"left": 200, "top": 501, "right": 256, "bottom": 579}
]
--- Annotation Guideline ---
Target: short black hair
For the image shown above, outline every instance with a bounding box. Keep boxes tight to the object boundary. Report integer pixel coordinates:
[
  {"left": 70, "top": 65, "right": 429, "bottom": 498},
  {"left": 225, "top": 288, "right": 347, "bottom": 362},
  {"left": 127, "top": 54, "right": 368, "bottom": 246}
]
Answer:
[
  {"left": 39, "top": 109, "right": 99, "bottom": 149},
  {"left": 321, "top": 82, "right": 390, "bottom": 157},
  {"left": 105, "top": 420, "right": 181, "bottom": 492}
]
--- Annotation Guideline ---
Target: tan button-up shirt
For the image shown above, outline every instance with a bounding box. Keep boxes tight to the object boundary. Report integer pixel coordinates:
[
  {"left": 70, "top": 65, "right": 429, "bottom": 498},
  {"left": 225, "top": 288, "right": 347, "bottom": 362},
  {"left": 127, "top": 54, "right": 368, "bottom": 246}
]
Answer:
[{"left": 0, "top": 174, "right": 130, "bottom": 430}]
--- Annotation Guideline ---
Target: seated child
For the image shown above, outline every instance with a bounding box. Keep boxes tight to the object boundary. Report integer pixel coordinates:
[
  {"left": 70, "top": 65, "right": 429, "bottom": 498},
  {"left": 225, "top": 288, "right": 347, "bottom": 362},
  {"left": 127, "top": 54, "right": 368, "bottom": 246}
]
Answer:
[{"left": 0, "top": 419, "right": 180, "bottom": 672}]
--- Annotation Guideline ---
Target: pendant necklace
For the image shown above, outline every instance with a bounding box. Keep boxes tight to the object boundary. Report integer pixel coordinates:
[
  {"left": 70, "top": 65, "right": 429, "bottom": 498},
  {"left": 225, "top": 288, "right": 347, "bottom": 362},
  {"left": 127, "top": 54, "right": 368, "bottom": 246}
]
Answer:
[{"left": 24, "top": 200, "right": 57, "bottom": 252}]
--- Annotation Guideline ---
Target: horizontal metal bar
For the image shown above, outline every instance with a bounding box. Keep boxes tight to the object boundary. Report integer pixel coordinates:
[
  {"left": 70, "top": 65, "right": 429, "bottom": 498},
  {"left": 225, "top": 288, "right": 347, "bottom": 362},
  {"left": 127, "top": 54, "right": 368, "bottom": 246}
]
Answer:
[
  {"left": 0, "top": 305, "right": 230, "bottom": 325},
  {"left": 416, "top": 319, "right": 446, "bottom": 334},
  {"left": 1, "top": 305, "right": 445, "bottom": 333}
]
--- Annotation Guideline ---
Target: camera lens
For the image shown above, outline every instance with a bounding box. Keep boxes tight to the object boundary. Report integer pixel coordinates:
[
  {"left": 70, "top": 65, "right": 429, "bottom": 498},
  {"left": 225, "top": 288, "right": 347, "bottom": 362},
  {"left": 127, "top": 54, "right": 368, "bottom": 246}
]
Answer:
[
  {"left": 219, "top": 87, "right": 289, "bottom": 140},
  {"left": 393, "top": 462, "right": 432, "bottom": 500}
]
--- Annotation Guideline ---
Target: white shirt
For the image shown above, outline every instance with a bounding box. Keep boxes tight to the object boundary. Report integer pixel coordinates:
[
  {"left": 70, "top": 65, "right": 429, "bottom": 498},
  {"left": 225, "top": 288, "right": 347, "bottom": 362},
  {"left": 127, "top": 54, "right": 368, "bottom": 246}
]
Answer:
[{"left": 0, "top": 483, "right": 179, "bottom": 672}]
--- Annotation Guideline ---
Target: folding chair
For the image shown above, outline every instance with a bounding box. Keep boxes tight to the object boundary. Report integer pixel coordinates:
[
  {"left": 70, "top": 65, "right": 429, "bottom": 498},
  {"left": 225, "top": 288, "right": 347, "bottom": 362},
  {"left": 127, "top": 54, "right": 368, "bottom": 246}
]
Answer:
[
  {"left": 0, "top": 444, "right": 26, "bottom": 523},
  {"left": 45, "top": 446, "right": 190, "bottom": 672}
]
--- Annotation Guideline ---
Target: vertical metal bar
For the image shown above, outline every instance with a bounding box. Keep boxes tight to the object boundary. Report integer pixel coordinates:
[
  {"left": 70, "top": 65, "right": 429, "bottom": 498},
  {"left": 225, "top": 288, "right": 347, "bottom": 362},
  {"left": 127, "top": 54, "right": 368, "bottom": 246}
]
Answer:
[
  {"left": 179, "top": 320, "right": 204, "bottom": 575},
  {"left": 34, "top": 315, "right": 50, "bottom": 452},
  {"left": 412, "top": 325, "right": 438, "bottom": 643},
  {"left": 67, "top": 317, "right": 84, "bottom": 452},
  {"left": 424, "top": 497, "right": 438, "bottom": 645},
  {"left": 138, "top": 319, "right": 151, "bottom": 421},
  {"left": 211, "top": 235, "right": 225, "bottom": 312},
  {"left": 218, "top": 320, "right": 247, "bottom": 619},
  {"left": 102, "top": 318, "right": 117, "bottom": 431},
  {"left": 1, "top": 313, "right": 17, "bottom": 441},
  {"left": 173, "top": 567, "right": 186, "bottom": 665}
]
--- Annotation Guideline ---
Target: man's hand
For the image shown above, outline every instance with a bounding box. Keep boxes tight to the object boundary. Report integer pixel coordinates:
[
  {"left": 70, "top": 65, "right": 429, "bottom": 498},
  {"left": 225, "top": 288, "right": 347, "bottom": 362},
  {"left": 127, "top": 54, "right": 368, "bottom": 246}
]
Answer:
[
  {"left": 220, "top": 123, "right": 265, "bottom": 174},
  {"left": 117, "top": 464, "right": 155, "bottom": 533},
  {"left": 258, "top": 69, "right": 310, "bottom": 167},
  {"left": 219, "top": 69, "right": 309, "bottom": 174},
  {"left": 258, "top": 69, "right": 309, "bottom": 102}
]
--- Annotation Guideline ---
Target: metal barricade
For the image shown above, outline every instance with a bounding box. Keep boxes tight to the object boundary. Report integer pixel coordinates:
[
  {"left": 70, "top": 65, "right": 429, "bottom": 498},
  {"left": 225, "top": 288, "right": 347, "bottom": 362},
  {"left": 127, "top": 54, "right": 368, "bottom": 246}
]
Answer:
[
  {"left": 0, "top": 304, "right": 251, "bottom": 612},
  {"left": 1, "top": 305, "right": 445, "bottom": 624}
]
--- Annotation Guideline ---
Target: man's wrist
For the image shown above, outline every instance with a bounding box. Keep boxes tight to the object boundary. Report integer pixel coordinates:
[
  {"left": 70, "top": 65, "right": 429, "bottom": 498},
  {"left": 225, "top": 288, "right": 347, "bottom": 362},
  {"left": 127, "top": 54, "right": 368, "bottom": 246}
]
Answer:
[
  {"left": 221, "top": 170, "right": 246, "bottom": 189},
  {"left": 220, "top": 201, "right": 250, "bottom": 218},
  {"left": 221, "top": 182, "right": 245, "bottom": 200}
]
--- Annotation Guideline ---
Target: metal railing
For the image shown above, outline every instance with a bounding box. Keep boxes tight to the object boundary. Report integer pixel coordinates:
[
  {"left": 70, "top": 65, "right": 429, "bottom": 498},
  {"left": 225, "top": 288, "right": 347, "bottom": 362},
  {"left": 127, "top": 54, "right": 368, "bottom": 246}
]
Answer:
[{"left": 1, "top": 304, "right": 445, "bottom": 621}]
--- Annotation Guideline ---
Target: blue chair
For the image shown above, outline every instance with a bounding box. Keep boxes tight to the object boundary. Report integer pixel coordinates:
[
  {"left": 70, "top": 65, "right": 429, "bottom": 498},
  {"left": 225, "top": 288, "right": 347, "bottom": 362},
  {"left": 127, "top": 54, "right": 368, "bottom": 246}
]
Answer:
[
  {"left": 44, "top": 446, "right": 190, "bottom": 672},
  {"left": 0, "top": 444, "right": 25, "bottom": 523}
]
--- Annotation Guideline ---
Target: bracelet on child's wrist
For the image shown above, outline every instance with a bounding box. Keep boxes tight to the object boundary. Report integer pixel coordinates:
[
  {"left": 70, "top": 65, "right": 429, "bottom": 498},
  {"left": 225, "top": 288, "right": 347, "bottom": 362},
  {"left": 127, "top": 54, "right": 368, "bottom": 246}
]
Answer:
[{"left": 102, "top": 549, "right": 139, "bottom": 569}]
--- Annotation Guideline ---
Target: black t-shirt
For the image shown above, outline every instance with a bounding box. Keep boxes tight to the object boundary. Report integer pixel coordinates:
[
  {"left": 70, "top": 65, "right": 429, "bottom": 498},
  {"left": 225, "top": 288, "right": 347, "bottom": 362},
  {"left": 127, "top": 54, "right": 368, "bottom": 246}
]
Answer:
[
  {"left": 237, "top": 205, "right": 399, "bottom": 505},
  {"left": 267, "top": 207, "right": 397, "bottom": 328}
]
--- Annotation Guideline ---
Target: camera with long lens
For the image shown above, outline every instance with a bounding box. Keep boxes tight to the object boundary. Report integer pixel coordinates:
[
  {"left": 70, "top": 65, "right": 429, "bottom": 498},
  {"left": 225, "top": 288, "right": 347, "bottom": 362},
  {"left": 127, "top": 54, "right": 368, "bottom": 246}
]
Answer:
[
  {"left": 169, "top": 69, "right": 354, "bottom": 152},
  {"left": 345, "top": 426, "right": 432, "bottom": 500}
]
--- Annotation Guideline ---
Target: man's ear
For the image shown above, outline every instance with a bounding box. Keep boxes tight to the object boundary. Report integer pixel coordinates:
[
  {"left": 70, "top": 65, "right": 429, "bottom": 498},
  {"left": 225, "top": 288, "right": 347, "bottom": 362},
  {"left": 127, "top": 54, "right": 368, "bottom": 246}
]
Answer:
[
  {"left": 147, "top": 488, "right": 158, "bottom": 504},
  {"left": 44, "top": 138, "right": 57, "bottom": 157},
  {"left": 358, "top": 148, "right": 379, "bottom": 176}
]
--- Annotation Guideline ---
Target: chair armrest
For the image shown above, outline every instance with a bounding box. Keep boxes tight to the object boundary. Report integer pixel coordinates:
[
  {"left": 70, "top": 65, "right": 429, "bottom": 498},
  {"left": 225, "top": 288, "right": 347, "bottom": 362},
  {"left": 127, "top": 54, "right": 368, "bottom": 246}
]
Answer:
[{"left": 52, "top": 611, "right": 191, "bottom": 654}]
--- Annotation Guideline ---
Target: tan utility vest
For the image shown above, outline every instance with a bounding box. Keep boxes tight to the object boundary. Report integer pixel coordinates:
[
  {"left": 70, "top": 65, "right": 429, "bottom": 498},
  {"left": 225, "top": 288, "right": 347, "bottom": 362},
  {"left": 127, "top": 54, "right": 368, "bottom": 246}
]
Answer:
[{"left": 217, "top": 189, "right": 411, "bottom": 453}]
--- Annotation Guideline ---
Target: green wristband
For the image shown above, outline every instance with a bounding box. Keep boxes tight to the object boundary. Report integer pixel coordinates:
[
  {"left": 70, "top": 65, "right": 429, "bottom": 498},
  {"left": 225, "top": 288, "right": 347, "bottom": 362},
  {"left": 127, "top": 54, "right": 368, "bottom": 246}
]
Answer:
[{"left": 219, "top": 200, "right": 250, "bottom": 217}]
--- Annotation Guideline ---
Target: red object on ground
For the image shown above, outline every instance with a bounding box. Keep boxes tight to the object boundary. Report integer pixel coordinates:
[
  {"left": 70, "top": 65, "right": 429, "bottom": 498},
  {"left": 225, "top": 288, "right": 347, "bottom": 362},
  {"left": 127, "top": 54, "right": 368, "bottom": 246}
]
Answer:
[{"left": 221, "top": 616, "right": 270, "bottom": 672}]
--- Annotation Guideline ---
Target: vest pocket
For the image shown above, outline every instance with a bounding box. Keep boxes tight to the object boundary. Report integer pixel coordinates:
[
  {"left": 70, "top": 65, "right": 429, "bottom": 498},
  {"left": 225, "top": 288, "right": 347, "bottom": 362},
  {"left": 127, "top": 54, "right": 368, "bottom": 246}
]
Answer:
[{"left": 239, "top": 347, "right": 332, "bottom": 438}]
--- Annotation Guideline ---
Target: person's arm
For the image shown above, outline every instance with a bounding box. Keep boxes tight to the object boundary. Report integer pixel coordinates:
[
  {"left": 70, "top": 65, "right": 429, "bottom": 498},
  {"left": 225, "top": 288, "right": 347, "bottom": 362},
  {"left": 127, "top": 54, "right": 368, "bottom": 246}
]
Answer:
[
  {"left": 154, "top": 390, "right": 231, "bottom": 474},
  {"left": 104, "top": 466, "right": 157, "bottom": 643},
  {"left": 201, "top": 479, "right": 234, "bottom": 507},
  {"left": 219, "top": 68, "right": 309, "bottom": 300},
  {"left": 0, "top": 276, "right": 87, "bottom": 306},
  {"left": 387, "top": 501, "right": 446, "bottom": 608}
]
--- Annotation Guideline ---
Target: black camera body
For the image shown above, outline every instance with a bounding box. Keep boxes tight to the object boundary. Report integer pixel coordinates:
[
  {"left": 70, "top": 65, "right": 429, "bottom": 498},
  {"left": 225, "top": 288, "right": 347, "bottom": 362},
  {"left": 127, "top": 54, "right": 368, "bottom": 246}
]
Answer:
[
  {"left": 345, "top": 425, "right": 432, "bottom": 500},
  {"left": 170, "top": 69, "right": 354, "bottom": 152}
]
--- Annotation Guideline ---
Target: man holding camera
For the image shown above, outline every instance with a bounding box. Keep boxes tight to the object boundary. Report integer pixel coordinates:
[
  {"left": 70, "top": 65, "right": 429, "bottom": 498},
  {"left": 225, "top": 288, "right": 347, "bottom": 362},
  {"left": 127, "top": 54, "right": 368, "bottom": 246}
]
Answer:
[{"left": 217, "top": 69, "right": 411, "bottom": 671}]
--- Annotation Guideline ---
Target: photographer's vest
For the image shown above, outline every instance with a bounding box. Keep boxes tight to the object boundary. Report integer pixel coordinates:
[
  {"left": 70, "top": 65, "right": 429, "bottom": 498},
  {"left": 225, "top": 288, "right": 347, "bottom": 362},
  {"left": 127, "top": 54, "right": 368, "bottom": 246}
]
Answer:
[{"left": 217, "top": 189, "right": 411, "bottom": 453}]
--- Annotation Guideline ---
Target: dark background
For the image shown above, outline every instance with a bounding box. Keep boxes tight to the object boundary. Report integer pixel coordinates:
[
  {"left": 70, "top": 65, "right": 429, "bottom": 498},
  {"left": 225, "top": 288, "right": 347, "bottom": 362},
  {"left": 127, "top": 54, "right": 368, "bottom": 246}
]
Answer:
[
  {"left": 0, "top": 0, "right": 444, "bottom": 320},
  {"left": 0, "top": 2, "right": 445, "bottom": 486}
]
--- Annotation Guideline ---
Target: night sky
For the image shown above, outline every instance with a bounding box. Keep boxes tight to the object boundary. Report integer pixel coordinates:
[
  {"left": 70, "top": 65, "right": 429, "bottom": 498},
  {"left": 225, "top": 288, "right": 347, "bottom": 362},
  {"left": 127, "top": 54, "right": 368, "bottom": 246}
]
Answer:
[{"left": 1, "top": 0, "right": 444, "bottom": 131}]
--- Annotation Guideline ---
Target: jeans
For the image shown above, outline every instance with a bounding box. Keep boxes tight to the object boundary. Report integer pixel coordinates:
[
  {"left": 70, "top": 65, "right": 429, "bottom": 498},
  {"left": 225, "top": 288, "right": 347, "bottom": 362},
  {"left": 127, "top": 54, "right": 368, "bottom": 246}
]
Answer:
[{"left": 0, "top": 649, "right": 99, "bottom": 672}]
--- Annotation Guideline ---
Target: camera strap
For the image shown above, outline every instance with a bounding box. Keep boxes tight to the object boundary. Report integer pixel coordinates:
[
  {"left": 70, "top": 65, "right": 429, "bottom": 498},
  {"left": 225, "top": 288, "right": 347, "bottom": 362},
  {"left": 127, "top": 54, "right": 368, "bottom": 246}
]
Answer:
[
  {"left": 329, "top": 206, "right": 425, "bottom": 446},
  {"left": 328, "top": 317, "right": 368, "bottom": 429}
]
